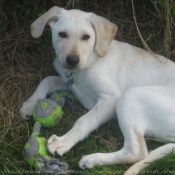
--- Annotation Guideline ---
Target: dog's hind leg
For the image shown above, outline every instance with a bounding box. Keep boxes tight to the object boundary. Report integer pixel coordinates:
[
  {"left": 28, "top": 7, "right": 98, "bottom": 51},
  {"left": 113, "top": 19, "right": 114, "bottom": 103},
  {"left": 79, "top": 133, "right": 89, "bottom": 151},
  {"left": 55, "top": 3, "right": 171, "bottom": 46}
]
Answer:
[
  {"left": 79, "top": 88, "right": 150, "bottom": 170},
  {"left": 79, "top": 133, "right": 148, "bottom": 170},
  {"left": 121, "top": 86, "right": 175, "bottom": 175}
]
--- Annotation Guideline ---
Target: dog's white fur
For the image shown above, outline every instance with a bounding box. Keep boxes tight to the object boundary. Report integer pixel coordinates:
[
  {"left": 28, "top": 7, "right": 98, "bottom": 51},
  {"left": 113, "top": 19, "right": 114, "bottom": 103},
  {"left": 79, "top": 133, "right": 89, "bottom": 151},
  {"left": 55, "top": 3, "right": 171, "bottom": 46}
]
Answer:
[{"left": 20, "top": 6, "right": 175, "bottom": 174}]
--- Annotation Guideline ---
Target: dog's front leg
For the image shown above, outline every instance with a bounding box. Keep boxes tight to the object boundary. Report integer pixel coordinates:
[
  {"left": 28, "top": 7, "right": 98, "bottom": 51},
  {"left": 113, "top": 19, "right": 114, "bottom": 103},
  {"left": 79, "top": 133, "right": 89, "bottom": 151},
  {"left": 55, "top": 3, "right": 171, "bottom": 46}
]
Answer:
[
  {"left": 20, "top": 76, "right": 66, "bottom": 120},
  {"left": 47, "top": 97, "right": 118, "bottom": 156}
]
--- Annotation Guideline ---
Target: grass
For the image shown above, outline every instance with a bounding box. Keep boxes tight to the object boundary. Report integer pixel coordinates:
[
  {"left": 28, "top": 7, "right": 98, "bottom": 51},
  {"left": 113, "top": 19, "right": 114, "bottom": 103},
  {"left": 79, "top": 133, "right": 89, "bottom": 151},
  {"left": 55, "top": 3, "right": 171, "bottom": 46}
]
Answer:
[
  {"left": 140, "top": 148, "right": 175, "bottom": 175},
  {"left": 0, "top": 0, "right": 175, "bottom": 174}
]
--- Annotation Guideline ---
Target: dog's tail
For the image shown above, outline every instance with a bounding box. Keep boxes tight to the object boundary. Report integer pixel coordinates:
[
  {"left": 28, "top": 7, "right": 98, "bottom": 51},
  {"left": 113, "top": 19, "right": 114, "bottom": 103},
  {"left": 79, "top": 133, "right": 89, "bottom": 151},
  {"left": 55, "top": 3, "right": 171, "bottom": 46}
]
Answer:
[{"left": 124, "top": 143, "right": 175, "bottom": 175}]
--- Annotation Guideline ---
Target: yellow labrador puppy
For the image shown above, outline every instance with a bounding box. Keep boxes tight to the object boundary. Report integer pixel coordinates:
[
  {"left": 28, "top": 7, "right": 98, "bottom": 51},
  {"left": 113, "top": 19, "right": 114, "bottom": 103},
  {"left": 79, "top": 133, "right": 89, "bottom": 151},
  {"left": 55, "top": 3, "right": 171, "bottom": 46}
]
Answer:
[{"left": 20, "top": 6, "right": 175, "bottom": 175}]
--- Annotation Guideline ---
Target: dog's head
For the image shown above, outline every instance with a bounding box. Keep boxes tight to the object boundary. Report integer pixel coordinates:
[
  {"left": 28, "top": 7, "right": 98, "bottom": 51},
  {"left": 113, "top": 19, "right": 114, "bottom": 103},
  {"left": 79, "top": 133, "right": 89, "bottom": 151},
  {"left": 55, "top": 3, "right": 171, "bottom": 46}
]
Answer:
[{"left": 31, "top": 6, "right": 117, "bottom": 71}]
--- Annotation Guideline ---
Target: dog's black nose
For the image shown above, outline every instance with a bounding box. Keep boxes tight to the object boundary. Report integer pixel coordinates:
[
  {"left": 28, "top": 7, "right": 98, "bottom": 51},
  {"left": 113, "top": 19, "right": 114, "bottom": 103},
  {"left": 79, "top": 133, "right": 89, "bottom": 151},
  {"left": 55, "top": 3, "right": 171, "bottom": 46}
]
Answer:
[{"left": 66, "top": 55, "right": 79, "bottom": 67}]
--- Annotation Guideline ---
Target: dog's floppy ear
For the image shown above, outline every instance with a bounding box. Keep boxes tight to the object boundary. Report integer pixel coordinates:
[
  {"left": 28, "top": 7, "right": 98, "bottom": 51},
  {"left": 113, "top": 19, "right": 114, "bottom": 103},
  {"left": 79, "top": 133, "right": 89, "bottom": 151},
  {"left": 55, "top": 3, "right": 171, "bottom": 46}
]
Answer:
[
  {"left": 31, "top": 6, "right": 64, "bottom": 38},
  {"left": 89, "top": 13, "right": 117, "bottom": 57}
]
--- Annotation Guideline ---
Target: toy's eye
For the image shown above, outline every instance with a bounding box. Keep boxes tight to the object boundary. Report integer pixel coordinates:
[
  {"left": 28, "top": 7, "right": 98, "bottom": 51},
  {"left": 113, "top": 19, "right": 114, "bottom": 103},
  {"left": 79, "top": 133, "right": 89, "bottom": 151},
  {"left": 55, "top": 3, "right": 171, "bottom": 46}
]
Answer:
[
  {"left": 82, "top": 34, "right": 90, "bottom": 40},
  {"left": 59, "top": 32, "right": 68, "bottom": 38}
]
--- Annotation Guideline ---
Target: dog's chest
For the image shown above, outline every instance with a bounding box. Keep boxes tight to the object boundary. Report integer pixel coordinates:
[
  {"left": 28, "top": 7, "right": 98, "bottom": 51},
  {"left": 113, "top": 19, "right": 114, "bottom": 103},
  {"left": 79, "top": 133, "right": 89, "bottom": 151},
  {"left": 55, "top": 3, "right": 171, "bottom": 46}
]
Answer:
[
  {"left": 54, "top": 60, "right": 98, "bottom": 110},
  {"left": 68, "top": 74, "right": 97, "bottom": 110},
  {"left": 71, "top": 84, "right": 97, "bottom": 110}
]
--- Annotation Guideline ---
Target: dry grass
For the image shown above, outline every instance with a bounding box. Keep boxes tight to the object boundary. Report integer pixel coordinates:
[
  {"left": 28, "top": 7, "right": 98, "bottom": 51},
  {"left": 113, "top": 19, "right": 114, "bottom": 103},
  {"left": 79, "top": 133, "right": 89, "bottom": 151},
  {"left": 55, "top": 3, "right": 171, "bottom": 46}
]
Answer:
[{"left": 0, "top": 0, "right": 175, "bottom": 174}]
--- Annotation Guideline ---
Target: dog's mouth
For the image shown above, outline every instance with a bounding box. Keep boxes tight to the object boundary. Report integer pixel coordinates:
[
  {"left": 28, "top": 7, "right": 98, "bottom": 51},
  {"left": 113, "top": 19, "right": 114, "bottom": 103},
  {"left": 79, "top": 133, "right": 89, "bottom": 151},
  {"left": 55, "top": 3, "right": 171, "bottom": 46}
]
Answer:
[
  {"left": 65, "top": 69, "right": 73, "bottom": 78},
  {"left": 63, "top": 61, "right": 80, "bottom": 78},
  {"left": 65, "top": 67, "right": 78, "bottom": 71},
  {"left": 64, "top": 64, "right": 79, "bottom": 71},
  {"left": 64, "top": 65, "right": 78, "bottom": 76}
]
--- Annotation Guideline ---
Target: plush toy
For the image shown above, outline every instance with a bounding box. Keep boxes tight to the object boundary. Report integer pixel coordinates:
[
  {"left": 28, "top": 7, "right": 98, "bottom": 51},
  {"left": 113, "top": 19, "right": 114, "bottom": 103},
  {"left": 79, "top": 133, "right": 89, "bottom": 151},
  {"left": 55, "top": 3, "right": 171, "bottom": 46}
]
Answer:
[
  {"left": 33, "top": 98, "right": 65, "bottom": 128},
  {"left": 23, "top": 90, "right": 79, "bottom": 174}
]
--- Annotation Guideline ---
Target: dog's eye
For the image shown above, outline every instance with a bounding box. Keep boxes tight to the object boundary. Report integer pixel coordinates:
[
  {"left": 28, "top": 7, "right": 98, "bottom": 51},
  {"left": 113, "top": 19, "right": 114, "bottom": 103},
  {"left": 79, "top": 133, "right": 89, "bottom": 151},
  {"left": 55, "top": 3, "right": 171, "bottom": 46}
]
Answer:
[
  {"left": 59, "top": 32, "right": 67, "bottom": 38},
  {"left": 82, "top": 35, "right": 90, "bottom": 40}
]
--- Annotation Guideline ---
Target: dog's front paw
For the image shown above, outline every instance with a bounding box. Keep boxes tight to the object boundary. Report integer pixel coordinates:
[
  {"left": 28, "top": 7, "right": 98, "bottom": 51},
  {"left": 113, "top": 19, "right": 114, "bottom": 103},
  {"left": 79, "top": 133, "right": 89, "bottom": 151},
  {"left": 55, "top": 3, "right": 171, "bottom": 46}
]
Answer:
[
  {"left": 47, "top": 134, "right": 72, "bottom": 156},
  {"left": 79, "top": 153, "right": 104, "bottom": 169},
  {"left": 19, "top": 99, "right": 38, "bottom": 120}
]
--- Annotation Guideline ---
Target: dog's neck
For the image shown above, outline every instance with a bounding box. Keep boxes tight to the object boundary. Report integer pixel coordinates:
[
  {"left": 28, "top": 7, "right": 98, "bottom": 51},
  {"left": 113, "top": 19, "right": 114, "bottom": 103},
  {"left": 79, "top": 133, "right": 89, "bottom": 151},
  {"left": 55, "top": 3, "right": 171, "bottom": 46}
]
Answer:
[{"left": 64, "top": 69, "right": 74, "bottom": 87}]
